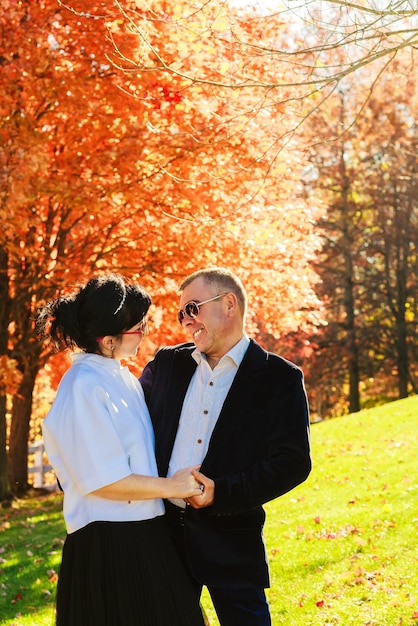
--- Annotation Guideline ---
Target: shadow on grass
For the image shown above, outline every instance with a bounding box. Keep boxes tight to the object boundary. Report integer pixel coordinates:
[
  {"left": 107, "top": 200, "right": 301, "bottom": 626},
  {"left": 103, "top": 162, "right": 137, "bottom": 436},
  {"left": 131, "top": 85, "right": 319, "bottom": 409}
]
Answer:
[{"left": 0, "top": 491, "right": 64, "bottom": 625}]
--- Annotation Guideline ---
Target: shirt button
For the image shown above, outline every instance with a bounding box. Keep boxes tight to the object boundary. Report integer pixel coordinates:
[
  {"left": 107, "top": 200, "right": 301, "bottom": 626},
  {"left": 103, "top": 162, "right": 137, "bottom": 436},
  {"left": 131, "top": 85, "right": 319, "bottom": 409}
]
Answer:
[
  {"left": 203, "top": 410, "right": 208, "bottom": 415},
  {"left": 209, "top": 381, "right": 214, "bottom": 386},
  {"left": 197, "top": 439, "right": 202, "bottom": 444}
]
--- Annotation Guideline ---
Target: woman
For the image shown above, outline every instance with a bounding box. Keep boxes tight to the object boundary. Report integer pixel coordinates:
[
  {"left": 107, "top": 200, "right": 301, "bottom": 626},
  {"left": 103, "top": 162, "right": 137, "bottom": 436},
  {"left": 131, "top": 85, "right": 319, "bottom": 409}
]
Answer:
[{"left": 37, "top": 273, "right": 204, "bottom": 626}]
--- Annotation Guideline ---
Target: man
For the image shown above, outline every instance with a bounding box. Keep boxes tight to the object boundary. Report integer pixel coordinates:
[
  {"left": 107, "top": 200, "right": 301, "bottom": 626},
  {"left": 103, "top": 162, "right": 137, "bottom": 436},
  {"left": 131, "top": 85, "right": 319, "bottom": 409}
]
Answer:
[{"left": 140, "top": 267, "right": 312, "bottom": 626}]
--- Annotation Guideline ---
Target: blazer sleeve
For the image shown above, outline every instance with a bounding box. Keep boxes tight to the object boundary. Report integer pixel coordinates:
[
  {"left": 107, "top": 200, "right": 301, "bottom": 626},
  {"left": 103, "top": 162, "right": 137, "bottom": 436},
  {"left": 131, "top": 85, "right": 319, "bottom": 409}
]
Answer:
[
  {"left": 140, "top": 343, "right": 195, "bottom": 404},
  {"left": 139, "top": 344, "right": 197, "bottom": 477},
  {"left": 139, "top": 353, "right": 156, "bottom": 404}
]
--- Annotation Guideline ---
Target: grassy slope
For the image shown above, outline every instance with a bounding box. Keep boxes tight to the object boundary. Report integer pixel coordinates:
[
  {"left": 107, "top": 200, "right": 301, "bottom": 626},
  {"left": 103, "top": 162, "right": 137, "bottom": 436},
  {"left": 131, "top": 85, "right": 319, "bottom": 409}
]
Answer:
[
  {"left": 264, "top": 395, "right": 418, "bottom": 626},
  {"left": 1, "top": 396, "right": 418, "bottom": 625}
]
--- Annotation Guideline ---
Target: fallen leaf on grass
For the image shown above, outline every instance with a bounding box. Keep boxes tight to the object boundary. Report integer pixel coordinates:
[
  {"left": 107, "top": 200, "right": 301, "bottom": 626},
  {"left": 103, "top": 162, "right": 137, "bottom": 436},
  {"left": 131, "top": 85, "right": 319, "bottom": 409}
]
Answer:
[
  {"left": 48, "top": 571, "right": 58, "bottom": 583},
  {"left": 11, "top": 593, "right": 23, "bottom": 603}
]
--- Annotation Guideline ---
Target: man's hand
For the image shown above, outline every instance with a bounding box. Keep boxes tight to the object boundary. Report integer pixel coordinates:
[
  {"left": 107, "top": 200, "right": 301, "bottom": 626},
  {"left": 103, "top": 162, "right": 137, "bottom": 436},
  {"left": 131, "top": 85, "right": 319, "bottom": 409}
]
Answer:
[{"left": 184, "top": 469, "right": 214, "bottom": 508}]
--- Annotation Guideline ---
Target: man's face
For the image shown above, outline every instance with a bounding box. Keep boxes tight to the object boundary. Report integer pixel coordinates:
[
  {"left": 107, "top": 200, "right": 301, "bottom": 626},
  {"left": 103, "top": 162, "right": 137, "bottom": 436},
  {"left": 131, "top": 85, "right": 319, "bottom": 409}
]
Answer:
[{"left": 178, "top": 277, "right": 230, "bottom": 360}]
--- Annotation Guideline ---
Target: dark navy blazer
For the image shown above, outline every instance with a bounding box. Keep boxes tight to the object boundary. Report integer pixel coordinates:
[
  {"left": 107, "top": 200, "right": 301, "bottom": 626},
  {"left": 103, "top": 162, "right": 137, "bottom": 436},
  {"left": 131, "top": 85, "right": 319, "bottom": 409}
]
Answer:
[{"left": 140, "top": 339, "right": 312, "bottom": 588}]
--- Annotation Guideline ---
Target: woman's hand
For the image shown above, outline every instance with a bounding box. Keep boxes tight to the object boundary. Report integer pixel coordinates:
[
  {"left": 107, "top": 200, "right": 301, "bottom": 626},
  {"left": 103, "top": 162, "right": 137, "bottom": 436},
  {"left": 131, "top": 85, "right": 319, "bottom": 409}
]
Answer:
[
  {"left": 91, "top": 466, "right": 202, "bottom": 501},
  {"left": 167, "top": 466, "right": 202, "bottom": 499}
]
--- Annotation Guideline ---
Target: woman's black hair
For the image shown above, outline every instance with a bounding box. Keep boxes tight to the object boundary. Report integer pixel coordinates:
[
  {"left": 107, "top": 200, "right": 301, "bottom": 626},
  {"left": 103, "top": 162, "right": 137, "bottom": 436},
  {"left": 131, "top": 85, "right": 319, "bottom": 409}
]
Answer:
[{"left": 36, "top": 273, "right": 151, "bottom": 353}]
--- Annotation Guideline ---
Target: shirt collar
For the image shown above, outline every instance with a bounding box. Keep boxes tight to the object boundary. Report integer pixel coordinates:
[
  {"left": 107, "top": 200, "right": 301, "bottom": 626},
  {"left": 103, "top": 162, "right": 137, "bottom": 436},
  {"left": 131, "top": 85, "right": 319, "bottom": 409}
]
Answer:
[
  {"left": 71, "top": 352, "right": 122, "bottom": 371},
  {"left": 192, "top": 334, "right": 250, "bottom": 368}
]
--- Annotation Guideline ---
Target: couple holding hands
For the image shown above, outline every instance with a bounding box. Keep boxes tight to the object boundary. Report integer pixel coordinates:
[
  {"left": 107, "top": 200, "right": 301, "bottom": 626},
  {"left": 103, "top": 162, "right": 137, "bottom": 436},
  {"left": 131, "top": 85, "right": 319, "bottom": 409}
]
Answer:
[{"left": 38, "top": 267, "right": 311, "bottom": 626}]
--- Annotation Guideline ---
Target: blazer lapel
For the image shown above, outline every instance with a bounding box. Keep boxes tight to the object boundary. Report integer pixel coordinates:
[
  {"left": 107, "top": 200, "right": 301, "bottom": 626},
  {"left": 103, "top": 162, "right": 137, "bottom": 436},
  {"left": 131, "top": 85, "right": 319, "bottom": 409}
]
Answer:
[{"left": 157, "top": 347, "right": 197, "bottom": 475}]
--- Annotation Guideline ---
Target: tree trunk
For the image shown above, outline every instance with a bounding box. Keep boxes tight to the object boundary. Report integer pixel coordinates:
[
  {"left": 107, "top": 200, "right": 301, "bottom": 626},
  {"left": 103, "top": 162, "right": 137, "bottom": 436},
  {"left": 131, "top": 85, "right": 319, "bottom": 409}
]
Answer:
[
  {"left": 0, "top": 246, "right": 11, "bottom": 501},
  {"left": 396, "top": 314, "right": 409, "bottom": 399},
  {"left": 347, "top": 338, "right": 361, "bottom": 413},
  {"left": 8, "top": 368, "right": 37, "bottom": 496},
  {"left": 341, "top": 190, "right": 361, "bottom": 414},
  {"left": 0, "top": 395, "right": 9, "bottom": 502},
  {"left": 394, "top": 213, "right": 409, "bottom": 399},
  {"left": 343, "top": 250, "right": 360, "bottom": 413}
]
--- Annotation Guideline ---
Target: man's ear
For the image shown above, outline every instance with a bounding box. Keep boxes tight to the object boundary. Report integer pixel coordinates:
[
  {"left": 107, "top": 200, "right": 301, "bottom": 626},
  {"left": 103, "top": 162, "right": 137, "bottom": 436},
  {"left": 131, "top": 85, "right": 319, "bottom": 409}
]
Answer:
[{"left": 225, "top": 293, "right": 238, "bottom": 316}]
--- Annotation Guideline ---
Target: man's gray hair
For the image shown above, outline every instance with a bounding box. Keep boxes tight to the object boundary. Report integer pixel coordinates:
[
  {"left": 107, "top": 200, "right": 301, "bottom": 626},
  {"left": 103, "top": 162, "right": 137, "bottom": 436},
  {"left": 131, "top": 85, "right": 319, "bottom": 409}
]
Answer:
[{"left": 179, "top": 267, "right": 247, "bottom": 317}]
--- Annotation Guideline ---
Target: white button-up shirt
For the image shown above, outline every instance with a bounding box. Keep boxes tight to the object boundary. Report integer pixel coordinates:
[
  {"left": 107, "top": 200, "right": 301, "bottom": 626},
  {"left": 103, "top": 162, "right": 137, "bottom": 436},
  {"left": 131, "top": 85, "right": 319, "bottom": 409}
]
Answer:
[{"left": 168, "top": 334, "right": 250, "bottom": 507}]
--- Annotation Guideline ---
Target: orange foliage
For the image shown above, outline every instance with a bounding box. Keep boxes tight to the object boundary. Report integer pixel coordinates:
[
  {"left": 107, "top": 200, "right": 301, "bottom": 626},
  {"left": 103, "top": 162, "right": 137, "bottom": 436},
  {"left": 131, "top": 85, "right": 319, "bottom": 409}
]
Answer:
[
  {"left": 0, "top": 355, "right": 22, "bottom": 396},
  {"left": 1, "top": 1, "right": 325, "bottom": 461},
  {"left": 1, "top": 0, "right": 323, "bottom": 353}
]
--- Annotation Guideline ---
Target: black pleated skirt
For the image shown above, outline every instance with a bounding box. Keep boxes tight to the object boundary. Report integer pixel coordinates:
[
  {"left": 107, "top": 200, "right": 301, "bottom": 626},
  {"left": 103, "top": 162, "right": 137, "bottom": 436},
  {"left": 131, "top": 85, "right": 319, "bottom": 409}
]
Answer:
[{"left": 55, "top": 516, "right": 205, "bottom": 626}]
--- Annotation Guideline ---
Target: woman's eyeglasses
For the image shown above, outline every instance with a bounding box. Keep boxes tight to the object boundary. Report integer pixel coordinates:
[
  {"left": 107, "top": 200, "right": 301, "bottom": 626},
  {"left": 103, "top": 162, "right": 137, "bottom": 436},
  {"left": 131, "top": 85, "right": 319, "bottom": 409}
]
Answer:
[
  {"left": 121, "top": 319, "right": 149, "bottom": 336},
  {"left": 177, "top": 294, "right": 228, "bottom": 325},
  {"left": 97, "top": 319, "right": 148, "bottom": 342}
]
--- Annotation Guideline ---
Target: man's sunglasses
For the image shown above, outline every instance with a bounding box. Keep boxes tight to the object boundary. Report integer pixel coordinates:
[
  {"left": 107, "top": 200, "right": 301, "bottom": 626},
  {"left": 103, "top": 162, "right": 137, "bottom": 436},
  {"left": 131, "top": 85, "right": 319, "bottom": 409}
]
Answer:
[{"left": 177, "top": 293, "right": 228, "bottom": 325}]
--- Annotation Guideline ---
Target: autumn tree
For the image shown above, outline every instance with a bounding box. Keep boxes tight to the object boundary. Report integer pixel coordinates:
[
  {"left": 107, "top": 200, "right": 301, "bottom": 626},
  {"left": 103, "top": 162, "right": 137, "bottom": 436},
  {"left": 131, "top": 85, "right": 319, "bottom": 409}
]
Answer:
[
  {"left": 57, "top": 0, "right": 417, "bottom": 420},
  {"left": 62, "top": 0, "right": 418, "bottom": 140},
  {"left": 1, "top": 0, "right": 322, "bottom": 499},
  {"left": 305, "top": 93, "right": 365, "bottom": 414},
  {"left": 0, "top": 0, "right": 198, "bottom": 496},
  {"left": 300, "top": 51, "right": 417, "bottom": 415},
  {"left": 358, "top": 59, "right": 418, "bottom": 399}
]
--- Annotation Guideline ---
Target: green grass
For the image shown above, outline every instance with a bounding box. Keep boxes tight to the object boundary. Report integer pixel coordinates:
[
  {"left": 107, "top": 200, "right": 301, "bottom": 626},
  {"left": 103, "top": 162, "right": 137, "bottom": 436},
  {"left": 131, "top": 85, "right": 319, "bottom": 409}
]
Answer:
[
  {"left": 1, "top": 396, "right": 418, "bottom": 625},
  {"left": 0, "top": 493, "right": 64, "bottom": 626}
]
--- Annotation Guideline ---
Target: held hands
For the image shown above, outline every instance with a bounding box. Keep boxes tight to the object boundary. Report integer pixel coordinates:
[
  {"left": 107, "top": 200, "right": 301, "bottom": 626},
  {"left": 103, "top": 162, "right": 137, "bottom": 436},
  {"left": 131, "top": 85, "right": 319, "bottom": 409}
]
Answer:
[
  {"left": 184, "top": 469, "right": 215, "bottom": 509},
  {"left": 168, "top": 466, "right": 203, "bottom": 499}
]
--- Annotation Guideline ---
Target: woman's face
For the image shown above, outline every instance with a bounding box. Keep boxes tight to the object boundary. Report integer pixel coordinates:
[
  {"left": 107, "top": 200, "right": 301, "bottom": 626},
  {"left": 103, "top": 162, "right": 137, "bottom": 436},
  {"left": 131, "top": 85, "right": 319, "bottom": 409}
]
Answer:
[{"left": 113, "top": 319, "right": 148, "bottom": 360}]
